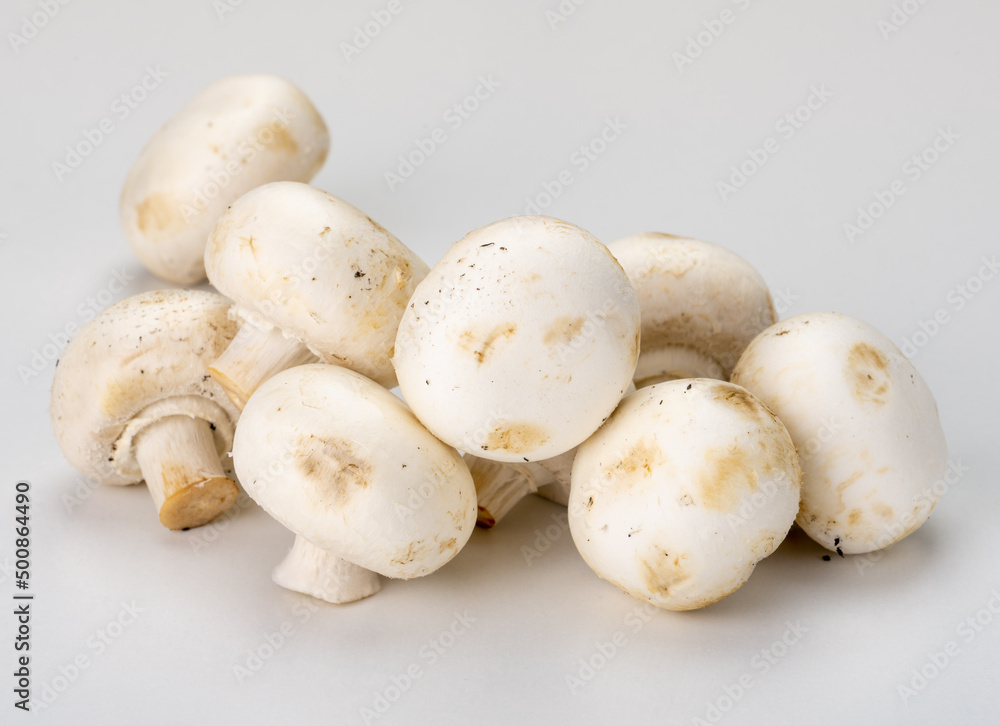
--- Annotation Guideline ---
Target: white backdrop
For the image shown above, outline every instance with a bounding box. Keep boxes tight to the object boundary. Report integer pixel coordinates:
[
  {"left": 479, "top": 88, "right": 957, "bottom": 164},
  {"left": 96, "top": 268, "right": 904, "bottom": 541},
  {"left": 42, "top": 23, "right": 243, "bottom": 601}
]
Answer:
[{"left": 1, "top": 1, "right": 998, "bottom": 724}]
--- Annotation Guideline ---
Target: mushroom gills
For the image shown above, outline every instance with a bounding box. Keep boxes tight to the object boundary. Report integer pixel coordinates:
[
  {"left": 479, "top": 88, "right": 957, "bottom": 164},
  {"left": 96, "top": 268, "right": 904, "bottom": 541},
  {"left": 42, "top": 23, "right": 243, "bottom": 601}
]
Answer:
[
  {"left": 132, "top": 414, "right": 238, "bottom": 530},
  {"left": 633, "top": 345, "right": 725, "bottom": 388}
]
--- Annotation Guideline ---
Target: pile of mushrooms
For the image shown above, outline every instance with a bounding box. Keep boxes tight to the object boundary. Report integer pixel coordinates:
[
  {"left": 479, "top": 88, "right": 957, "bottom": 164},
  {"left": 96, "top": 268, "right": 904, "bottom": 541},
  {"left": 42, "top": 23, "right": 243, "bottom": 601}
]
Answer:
[{"left": 51, "top": 73, "right": 948, "bottom": 612}]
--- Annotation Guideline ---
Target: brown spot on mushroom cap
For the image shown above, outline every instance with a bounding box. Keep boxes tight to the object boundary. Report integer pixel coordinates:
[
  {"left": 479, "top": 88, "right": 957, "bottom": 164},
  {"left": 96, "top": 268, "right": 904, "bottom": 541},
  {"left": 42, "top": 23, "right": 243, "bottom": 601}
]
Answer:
[
  {"left": 390, "top": 542, "right": 420, "bottom": 567},
  {"left": 603, "top": 439, "right": 660, "bottom": 480},
  {"left": 135, "top": 193, "right": 177, "bottom": 234},
  {"left": 835, "top": 470, "right": 864, "bottom": 501},
  {"left": 711, "top": 383, "right": 762, "bottom": 417},
  {"left": 707, "top": 383, "right": 801, "bottom": 482},
  {"left": 296, "top": 434, "right": 370, "bottom": 508},
  {"left": 438, "top": 537, "right": 458, "bottom": 554},
  {"left": 846, "top": 342, "right": 891, "bottom": 406},
  {"left": 696, "top": 446, "right": 760, "bottom": 512},
  {"left": 638, "top": 549, "right": 690, "bottom": 596},
  {"left": 483, "top": 422, "right": 549, "bottom": 454},
  {"left": 543, "top": 315, "right": 586, "bottom": 345},
  {"left": 458, "top": 323, "right": 517, "bottom": 366},
  {"left": 268, "top": 124, "right": 299, "bottom": 155}
]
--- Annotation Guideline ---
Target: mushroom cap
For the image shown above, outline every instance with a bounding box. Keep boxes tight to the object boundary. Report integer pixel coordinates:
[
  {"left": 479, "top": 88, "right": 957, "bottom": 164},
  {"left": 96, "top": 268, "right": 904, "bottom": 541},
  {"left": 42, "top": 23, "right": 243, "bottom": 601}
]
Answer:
[
  {"left": 205, "top": 182, "right": 427, "bottom": 388},
  {"left": 608, "top": 233, "right": 775, "bottom": 380},
  {"left": 393, "top": 216, "right": 640, "bottom": 463},
  {"left": 731, "top": 312, "right": 948, "bottom": 554},
  {"left": 50, "top": 290, "right": 241, "bottom": 486},
  {"left": 120, "top": 74, "right": 329, "bottom": 285},
  {"left": 568, "top": 379, "right": 801, "bottom": 611},
  {"left": 233, "top": 364, "right": 477, "bottom": 579}
]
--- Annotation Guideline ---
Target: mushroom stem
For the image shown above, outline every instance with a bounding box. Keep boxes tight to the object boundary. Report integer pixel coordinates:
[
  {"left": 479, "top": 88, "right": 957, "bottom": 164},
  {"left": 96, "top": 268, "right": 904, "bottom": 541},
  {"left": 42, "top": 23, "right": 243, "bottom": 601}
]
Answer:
[
  {"left": 534, "top": 449, "right": 576, "bottom": 506},
  {"left": 209, "top": 321, "right": 318, "bottom": 410},
  {"left": 633, "top": 345, "right": 725, "bottom": 388},
  {"left": 272, "top": 536, "right": 381, "bottom": 604},
  {"left": 470, "top": 456, "right": 546, "bottom": 528},
  {"left": 133, "top": 415, "right": 238, "bottom": 530}
]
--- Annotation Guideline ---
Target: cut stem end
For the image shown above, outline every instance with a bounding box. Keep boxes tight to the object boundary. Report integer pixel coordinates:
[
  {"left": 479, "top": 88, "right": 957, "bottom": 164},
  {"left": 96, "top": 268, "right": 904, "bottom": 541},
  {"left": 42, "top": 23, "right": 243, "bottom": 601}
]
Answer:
[{"left": 134, "top": 415, "right": 238, "bottom": 530}]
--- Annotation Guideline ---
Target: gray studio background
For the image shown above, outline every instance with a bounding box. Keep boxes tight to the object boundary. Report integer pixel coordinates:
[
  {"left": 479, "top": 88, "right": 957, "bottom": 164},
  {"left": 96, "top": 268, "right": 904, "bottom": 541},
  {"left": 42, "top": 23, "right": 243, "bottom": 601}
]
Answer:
[{"left": 1, "top": 1, "right": 997, "bottom": 724}]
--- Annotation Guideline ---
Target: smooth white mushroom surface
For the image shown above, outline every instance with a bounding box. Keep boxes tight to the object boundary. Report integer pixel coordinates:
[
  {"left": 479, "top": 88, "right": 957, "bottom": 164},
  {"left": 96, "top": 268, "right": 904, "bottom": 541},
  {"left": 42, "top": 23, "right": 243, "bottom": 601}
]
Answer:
[
  {"left": 608, "top": 233, "right": 775, "bottom": 386},
  {"left": 731, "top": 312, "right": 948, "bottom": 555},
  {"left": 50, "top": 290, "right": 242, "bottom": 530},
  {"left": 233, "top": 364, "right": 476, "bottom": 580},
  {"left": 393, "top": 215, "right": 640, "bottom": 464},
  {"left": 569, "top": 379, "right": 801, "bottom": 611},
  {"left": 120, "top": 74, "right": 329, "bottom": 285},
  {"left": 205, "top": 181, "right": 428, "bottom": 407}
]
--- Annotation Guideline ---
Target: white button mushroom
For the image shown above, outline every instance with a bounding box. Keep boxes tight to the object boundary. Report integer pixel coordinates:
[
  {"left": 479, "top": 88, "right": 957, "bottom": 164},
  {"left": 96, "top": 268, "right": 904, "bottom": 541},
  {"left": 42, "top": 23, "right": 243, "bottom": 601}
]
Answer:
[
  {"left": 506, "top": 235, "right": 773, "bottom": 523},
  {"left": 50, "top": 290, "right": 243, "bottom": 530},
  {"left": 568, "top": 379, "right": 801, "bottom": 611},
  {"left": 608, "top": 233, "right": 775, "bottom": 386},
  {"left": 120, "top": 74, "right": 329, "bottom": 285},
  {"left": 731, "top": 312, "right": 948, "bottom": 555},
  {"left": 204, "top": 181, "right": 429, "bottom": 409},
  {"left": 393, "top": 215, "right": 640, "bottom": 464},
  {"left": 233, "top": 364, "right": 477, "bottom": 603}
]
